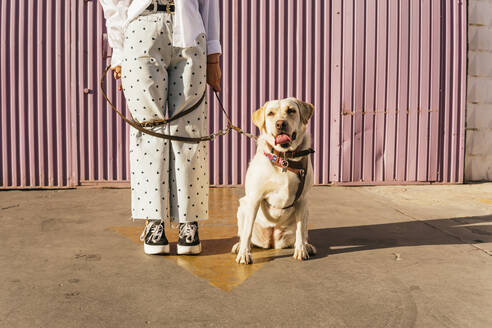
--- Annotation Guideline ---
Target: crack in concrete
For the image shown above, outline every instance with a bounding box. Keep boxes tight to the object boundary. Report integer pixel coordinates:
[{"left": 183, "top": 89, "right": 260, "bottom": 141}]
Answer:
[{"left": 1, "top": 204, "right": 19, "bottom": 210}]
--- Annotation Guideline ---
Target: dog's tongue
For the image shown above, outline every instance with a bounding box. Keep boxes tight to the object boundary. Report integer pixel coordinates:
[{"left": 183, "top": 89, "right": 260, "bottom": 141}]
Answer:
[{"left": 275, "top": 134, "right": 292, "bottom": 145}]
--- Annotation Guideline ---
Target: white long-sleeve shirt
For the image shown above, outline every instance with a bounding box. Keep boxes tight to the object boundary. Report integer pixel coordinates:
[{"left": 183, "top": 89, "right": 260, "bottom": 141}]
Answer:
[{"left": 99, "top": 0, "right": 221, "bottom": 67}]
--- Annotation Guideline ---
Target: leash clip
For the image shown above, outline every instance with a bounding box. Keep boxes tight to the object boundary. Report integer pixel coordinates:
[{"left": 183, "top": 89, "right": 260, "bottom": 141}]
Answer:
[
  {"left": 167, "top": 1, "right": 175, "bottom": 14},
  {"left": 280, "top": 158, "right": 289, "bottom": 173}
]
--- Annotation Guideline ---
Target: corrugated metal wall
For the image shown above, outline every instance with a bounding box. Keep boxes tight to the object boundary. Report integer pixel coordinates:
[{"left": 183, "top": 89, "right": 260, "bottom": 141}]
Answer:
[
  {"left": 0, "top": 1, "right": 74, "bottom": 188},
  {"left": 0, "top": 0, "right": 467, "bottom": 188},
  {"left": 210, "top": 0, "right": 466, "bottom": 185}
]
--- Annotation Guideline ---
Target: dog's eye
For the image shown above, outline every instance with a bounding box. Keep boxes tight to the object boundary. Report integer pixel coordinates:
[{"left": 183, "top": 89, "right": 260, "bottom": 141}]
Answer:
[
  {"left": 287, "top": 108, "right": 296, "bottom": 114},
  {"left": 267, "top": 111, "right": 275, "bottom": 116}
]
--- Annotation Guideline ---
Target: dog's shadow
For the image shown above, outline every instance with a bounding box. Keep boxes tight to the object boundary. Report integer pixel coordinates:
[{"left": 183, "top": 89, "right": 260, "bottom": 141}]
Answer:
[
  {"left": 192, "top": 215, "right": 492, "bottom": 261},
  {"left": 309, "top": 215, "right": 492, "bottom": 259}
]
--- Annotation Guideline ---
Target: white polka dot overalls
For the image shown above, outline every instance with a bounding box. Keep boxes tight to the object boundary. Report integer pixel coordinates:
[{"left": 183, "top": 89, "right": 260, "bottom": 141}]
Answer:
[{"left": 121, "top": 7, "right": 209, "bottom": 223}]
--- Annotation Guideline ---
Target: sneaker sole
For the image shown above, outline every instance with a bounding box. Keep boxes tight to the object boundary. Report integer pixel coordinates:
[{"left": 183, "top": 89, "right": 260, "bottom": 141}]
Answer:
[
  {"left": 177, "top": 243, "right": 202, "bottom": 255},
  {"left": 144, "top": 244, "right": 170, "bottom": 255}
]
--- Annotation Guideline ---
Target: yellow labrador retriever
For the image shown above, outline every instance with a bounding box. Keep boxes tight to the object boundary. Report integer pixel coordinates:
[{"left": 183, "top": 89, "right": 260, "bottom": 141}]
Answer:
[{"left": 232, "top": 98, "right": 317, "bottom": 264}]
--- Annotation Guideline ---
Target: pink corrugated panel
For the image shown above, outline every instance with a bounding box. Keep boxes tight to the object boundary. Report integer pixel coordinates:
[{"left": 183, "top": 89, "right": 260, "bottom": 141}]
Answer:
[
  {"left": 0, "top": 0, "right": 73, "bottom": 188},
  {"left": 0, "top": 0, "right": 467, "bottom": 188}
]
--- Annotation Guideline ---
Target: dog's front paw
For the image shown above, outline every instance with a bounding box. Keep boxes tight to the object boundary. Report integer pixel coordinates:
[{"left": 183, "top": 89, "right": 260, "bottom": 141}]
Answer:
[
  {"left": 305, "top": 243, "right": 317, "bottom": 256},
  {"left": 293, "top": 243, "right": 314, "bottom": 261},
  {"left": 235, "top": 248, "right": 253, "bottom": 264},
  {"left": 231, "top": 242, "right": 240, "bottom": 254}
]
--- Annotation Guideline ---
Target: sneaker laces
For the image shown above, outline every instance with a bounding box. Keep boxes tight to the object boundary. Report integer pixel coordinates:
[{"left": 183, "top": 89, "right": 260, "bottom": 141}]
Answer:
[
  {"left": 179, "top": 223, "right": 197, "bottom": 243},
  {"left": 140, "top": 221, "right": 164, "bottom": 243}
]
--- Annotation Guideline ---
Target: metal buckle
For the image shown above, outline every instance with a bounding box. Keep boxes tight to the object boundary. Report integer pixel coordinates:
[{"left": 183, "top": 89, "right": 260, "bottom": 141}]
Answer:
[{"left": 166, "top": 2, "right": 174, "bottom": 14}]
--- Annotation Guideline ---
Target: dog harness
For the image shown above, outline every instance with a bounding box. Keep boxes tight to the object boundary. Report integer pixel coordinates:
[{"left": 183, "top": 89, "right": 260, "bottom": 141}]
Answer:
[{"left": 264, "top": 143, "right": 315, "bottom": 209}]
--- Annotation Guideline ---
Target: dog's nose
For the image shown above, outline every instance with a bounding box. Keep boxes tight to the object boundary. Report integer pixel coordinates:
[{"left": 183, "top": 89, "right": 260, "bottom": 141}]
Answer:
[{"left": 276, "top": 120, "right": 287, "bottom": 130}]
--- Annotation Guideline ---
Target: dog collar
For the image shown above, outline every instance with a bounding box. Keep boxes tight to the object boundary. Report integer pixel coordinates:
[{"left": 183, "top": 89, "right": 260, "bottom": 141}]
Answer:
[
  {"left": 264, "top": 151, "right": 307, "bottom": 176},
  {"left": 264, "top": 152, "right": 290, "bottom": 170},
  {"left": 265, "top": 141, "right": 315, "bottom": 159},
  {"left": 263, "top": 141, "right": 314, "bottom": 175}
]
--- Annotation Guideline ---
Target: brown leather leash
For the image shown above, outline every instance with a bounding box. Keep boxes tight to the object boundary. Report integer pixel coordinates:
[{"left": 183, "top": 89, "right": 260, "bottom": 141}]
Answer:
[{"left": 100, "top": 65, "right": 257, "bottom": 144}]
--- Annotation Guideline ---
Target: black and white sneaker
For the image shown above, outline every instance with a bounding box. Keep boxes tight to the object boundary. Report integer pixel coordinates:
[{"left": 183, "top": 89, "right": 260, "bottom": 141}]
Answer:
[
  {"left": 139, "top": 220, "right": 170, "bottom": 255},
  {"left": 177, "top": 222, "right": 201, "bottom": 255}
]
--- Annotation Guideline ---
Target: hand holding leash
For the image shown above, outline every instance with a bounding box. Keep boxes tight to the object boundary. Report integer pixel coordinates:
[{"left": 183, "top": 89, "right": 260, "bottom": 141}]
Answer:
[
  {"left": 110, "top": 66, "right": 122, "bottom": 90},
  {"left": 206, "top": 54, "right": 221, "bottom": 92},
  {"left": 111, "top": 65, "right": 122, "bottom": 80}
]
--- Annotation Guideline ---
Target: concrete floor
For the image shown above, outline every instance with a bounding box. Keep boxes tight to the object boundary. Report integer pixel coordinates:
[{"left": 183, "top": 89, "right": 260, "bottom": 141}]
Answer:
[{"left": 0, "top": 184, "right": 491, "bottom": 328}]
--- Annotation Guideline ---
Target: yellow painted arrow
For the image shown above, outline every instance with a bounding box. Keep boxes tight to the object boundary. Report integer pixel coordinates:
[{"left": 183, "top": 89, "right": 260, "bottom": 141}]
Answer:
[
  {"left": 109, "top": 224, "right": 290, "bottom": 291},
  {"left": 109, "top": 187, "right": 290, "bottom": 291}
]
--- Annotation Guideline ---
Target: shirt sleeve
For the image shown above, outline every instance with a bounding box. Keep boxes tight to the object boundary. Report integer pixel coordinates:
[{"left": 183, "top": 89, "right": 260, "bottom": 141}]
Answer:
[
  {"left": 198, "top": 0, "right": 222, "bottom": 55},
  {"left": 98, "top": 0, "right": 131, "bottom": 67}
]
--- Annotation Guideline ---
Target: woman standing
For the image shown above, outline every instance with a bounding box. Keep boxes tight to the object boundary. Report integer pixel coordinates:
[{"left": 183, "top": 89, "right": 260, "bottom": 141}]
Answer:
[{"left": 99, "top": 0, "right": 221, "bottom": 255}]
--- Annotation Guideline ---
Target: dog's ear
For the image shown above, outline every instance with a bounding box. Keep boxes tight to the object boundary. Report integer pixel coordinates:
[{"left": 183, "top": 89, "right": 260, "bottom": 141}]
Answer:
[
  {"left": 252, "top": 106, "right": 265, "bottom": 129},
  {"left": 297, "top": 100, "right": 314, "bottom": 125}
]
